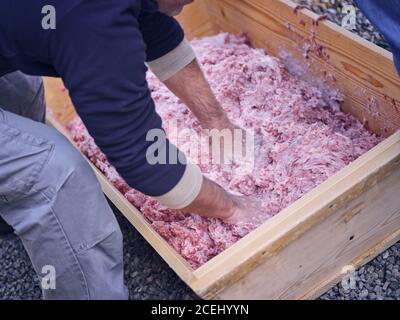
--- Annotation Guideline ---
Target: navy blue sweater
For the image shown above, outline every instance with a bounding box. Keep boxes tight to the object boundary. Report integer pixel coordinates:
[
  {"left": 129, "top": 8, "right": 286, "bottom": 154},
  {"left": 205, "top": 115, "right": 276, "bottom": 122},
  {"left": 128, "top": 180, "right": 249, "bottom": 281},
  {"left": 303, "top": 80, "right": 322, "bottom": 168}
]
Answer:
[{"left": 0, "top": 0, "right": 186, "bottom": 196}]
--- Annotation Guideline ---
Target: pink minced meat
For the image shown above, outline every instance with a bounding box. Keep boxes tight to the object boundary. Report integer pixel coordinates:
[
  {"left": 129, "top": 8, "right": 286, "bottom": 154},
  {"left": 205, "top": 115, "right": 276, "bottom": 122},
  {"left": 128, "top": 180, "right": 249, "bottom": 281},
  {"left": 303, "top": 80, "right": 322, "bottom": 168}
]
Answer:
[{"left": 67, "top": 33, "right": 381, "bottom": 269}]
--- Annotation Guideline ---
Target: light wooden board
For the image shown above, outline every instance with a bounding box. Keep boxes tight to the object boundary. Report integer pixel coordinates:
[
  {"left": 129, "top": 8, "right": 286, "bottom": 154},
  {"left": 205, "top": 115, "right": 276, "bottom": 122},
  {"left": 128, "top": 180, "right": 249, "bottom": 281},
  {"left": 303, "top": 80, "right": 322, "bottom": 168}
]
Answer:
[{"left": 177, "top": 0, "right": 215, "bottom": 39}]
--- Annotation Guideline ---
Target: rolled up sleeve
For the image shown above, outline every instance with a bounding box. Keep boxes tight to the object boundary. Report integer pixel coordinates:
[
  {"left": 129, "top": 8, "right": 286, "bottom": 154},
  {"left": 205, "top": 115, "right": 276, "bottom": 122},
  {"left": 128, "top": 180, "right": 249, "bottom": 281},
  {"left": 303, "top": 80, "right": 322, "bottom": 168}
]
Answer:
[
  {"left": 139, "top": 0, "right": 196, "bottom": 81},
  {"left": 146, "top": 38, "right": 196, "bottom": 82},
  {"left": 49, "top": 0, "right": 190, "bottom": 197}
]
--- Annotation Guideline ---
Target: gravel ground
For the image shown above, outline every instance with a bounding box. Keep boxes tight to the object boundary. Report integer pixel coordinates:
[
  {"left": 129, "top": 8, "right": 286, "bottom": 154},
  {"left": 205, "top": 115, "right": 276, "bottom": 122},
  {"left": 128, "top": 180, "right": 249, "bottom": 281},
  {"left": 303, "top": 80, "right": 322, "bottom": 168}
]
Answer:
[
  {"left": 0, "top": 0, "right": 399, "bottom": 300},
  {"left": 292, "top": 0, "right": 390, "bottom": 50}
]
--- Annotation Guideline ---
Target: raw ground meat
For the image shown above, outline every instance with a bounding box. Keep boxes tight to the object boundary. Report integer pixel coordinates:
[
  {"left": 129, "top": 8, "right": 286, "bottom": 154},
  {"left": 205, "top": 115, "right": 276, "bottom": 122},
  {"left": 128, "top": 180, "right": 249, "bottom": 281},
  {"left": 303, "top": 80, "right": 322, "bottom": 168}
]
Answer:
[{"left": 67, "top": 33, "right": 382, "bottom": 269}]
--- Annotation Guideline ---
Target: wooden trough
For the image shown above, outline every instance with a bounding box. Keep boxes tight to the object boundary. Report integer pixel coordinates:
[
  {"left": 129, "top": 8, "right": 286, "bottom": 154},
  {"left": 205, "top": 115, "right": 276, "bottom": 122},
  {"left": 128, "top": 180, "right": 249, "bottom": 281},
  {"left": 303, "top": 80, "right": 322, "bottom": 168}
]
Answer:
[{"left": 44, "top": 0, "right": 400, "bottom": 299}]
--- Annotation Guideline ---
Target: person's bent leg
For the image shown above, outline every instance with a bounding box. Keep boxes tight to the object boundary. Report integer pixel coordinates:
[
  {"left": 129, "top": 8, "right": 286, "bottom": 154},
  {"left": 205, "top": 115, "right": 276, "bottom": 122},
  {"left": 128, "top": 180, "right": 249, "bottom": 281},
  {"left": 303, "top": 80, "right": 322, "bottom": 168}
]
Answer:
[
  {"left": 0, "top": 71, "right": 46, "bottom": 235},
  {"left": 0, "top": 108, "right": 128, "bottom": 299},
  {"left": 0, "top": 71, "right": 46, "bottom": 122}
]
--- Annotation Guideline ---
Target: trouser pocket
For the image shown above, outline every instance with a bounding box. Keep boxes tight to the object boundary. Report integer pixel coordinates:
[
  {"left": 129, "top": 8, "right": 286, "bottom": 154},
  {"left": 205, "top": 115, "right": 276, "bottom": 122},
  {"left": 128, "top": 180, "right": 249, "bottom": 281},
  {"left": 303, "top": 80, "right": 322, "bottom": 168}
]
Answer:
[{"left": 0, "top": 120, "right": 53, "bottom": 204}]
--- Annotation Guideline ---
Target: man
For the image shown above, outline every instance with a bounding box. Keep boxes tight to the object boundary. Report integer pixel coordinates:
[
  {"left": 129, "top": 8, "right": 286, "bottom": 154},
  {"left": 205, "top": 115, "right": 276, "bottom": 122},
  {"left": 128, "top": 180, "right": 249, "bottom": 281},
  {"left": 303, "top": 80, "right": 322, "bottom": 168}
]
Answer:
[
  {"left": 0, "top": 0, "right": 259, "bottom": 299},
  {"left": 1, "top": 0, "right": 399, "bottom": 300}
]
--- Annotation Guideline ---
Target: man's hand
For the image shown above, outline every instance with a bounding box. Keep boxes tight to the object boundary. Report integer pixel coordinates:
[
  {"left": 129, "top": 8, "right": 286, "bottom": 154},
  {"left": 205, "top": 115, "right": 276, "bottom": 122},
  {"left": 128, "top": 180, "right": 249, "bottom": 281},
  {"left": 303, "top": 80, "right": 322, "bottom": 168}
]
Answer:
[
  {"left": 164, "top": 59, "right": 235, "bottom": 131},
  {"left": 223, "top": 195, "right": 266, "bottom": 226},
  {"left": 182, "top": 176, "right": 265, "bottom": 225},
  {"left": 182, "top": 176, "right": 235, "bottom": 220}
]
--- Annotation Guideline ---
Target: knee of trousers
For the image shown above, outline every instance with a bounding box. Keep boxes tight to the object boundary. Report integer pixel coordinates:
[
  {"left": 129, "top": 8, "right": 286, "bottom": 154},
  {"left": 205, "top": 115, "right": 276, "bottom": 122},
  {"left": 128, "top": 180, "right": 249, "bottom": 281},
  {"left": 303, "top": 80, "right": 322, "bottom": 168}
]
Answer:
[
  {"left": 16, "top": 127, "right": 122, "bottom": 253},
  {"left": 0, "top": 71, "right": 45, "bottom": 123},
  {"left": 35, "top": 131, "right": 124, "bottom": 277},
  {"left": 1, "top": 112, "right": 122, "bottom": 265},
  {"left": 0, "top": 109, "right": 98, "bottom": 202}
]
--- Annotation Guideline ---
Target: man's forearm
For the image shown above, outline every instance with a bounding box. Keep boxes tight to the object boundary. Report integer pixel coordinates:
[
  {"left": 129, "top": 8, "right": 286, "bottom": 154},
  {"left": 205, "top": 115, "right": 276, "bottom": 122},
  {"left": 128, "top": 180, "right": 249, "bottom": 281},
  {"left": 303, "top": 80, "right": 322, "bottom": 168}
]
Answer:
[{"left": 164, "top": 59, "right": 233, "bottom": 130}]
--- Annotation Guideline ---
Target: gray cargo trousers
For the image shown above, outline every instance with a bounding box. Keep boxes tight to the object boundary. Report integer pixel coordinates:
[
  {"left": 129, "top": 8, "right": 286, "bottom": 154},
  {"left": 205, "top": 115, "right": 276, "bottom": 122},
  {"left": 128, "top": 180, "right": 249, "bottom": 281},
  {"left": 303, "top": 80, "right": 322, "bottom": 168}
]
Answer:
[{"left": 0, "top": 72, "right": 128, "bottom": 300}]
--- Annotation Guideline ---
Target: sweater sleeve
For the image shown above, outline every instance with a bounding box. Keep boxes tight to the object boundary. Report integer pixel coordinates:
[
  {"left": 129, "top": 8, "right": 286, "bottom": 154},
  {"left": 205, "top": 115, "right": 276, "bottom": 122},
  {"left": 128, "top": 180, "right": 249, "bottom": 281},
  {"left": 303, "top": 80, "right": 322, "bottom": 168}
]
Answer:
[
  {"left": 138, "top": 1, "right": 196, "bottom": 81},
  {"left": 49, "top": 0, "right": 188, "bottom": 197}
]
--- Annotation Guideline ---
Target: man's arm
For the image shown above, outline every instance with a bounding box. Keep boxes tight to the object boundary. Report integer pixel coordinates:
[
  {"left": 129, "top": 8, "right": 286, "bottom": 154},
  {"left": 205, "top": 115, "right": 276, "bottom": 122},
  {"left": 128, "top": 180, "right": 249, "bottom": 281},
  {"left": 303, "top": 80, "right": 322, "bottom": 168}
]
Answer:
[
  {"left": 163, "top": 59, "right": 234, "bottom": 131},
  {"left": 49, "top": 0, "right": 247, "bottom": 222},
  {"left": 139, "top": 0, "right": 234, "bottom": 131},
  {"left": 147, "top": 42, "right": 234, "bottom": 131},
  {"left": 50, "top": 1, "right": 184, "bottom": 197}
]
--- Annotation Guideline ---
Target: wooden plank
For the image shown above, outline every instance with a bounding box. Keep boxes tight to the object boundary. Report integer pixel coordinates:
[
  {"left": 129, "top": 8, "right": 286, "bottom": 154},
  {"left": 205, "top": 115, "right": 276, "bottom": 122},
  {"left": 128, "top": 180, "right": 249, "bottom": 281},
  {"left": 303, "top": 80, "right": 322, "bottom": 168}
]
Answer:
[
  {"left": 176, "top": 0, "right": 216, "bottom": 39},
  {"left": 189, "top": 131, "right": 400, "bottom": 298},
  {"left": 43, "top": 77, "right": 76, "bottom": 126},
  {"left": 217, "top": 159, "right": 400, "bottom": 299},
  {"left": 302, "top": 226, "right": 400, "bottom": 299},
  {"left": 203, "top": 0, "right": 400, "bottom": 137}
]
